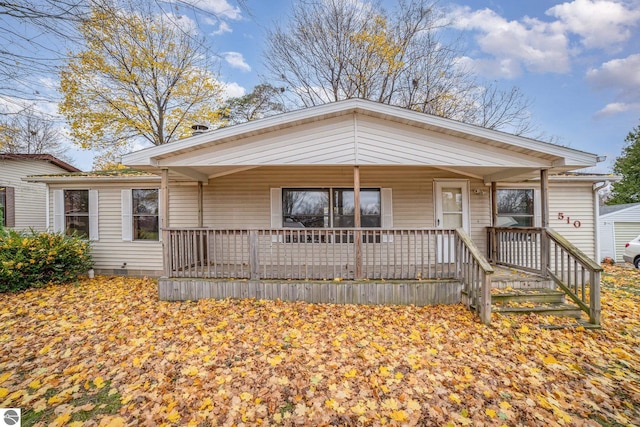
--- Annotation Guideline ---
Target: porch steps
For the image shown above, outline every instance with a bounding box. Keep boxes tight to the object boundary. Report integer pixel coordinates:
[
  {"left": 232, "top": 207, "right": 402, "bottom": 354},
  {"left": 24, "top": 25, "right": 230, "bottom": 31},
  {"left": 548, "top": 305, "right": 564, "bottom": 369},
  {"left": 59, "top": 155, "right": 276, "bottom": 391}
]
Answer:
[
  {"left": 479, "top": 267, "right": 586, "bottom": 321},
  {"left": 490, "top": 288, "right": 583, "bottom": 319}
]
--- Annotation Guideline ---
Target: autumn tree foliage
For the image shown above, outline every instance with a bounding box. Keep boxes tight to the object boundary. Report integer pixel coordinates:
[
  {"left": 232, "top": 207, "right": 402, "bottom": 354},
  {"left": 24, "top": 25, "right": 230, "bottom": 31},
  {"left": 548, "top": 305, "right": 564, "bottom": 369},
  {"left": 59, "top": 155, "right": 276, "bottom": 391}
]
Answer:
[
  {"left": 265, "top": 0, "right": 533, "bottom": 134},
  {"left": 608, "top": 123, "right": 640, "bottom": 204},
  {"left": 59, "top": 0, "right": 226, "bottom": 166}
]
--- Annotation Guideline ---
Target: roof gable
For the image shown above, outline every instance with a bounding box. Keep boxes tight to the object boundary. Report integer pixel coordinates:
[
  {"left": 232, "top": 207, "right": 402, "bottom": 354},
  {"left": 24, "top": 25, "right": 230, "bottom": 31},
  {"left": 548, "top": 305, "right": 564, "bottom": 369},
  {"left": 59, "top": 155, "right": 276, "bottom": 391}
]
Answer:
[{"left": 122, "top": 99, "right": 599, "bottom": 179}]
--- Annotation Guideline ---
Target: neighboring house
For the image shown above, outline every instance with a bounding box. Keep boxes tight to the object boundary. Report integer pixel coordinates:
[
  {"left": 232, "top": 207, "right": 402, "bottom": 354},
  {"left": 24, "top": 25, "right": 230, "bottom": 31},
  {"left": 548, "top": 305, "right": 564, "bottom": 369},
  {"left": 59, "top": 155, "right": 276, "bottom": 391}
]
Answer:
[
  {"left": 0, "top": 153, "right": 79, "bottom": 230},
  {"left": 29, "top": 99, "right": 607, "bottom": 324},
  {"left": 599, "top": 203, "right": 640, "bottom": 262}
]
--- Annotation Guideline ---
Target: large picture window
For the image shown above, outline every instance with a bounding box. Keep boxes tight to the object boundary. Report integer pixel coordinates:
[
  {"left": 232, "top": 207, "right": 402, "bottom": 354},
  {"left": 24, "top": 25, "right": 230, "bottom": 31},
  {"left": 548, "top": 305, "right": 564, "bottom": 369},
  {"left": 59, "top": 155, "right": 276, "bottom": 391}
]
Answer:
[
  {"left": 64, "top": 190, "right": 89, "bottom": 237},
  {"left": 282, "top": 188, "right": 381, "bottom": 228},
  {"left": 497, "top": 189, "right": 534, "bottom": 227},
  {"left": 132, "top": 189, "right": 159, "bottom": 240}
]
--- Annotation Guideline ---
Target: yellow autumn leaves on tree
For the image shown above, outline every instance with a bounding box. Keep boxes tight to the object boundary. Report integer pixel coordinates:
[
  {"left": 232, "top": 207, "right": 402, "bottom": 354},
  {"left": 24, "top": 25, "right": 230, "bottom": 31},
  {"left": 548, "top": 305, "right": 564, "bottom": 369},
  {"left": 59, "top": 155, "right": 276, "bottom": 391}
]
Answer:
[
  {"left": 0, "top": 265, "right": 638, "bottom": 425},
  {"left": 59, "top": 1, "right": 226, "bottom": 167}
]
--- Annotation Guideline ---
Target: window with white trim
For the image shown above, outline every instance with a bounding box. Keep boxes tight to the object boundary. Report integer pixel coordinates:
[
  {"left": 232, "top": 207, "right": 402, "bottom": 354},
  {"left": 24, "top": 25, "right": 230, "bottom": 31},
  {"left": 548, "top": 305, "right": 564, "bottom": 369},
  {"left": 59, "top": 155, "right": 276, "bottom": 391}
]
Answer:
[
  {"left": 54, "top": 189, "right": 98, "bottom": 240},
  {"left": 64, "top": 189, "right": 89, "bottom": 238},
  {"left": 497, "top": 189, "right": 534, "bottom": 227},
  {"left": 282, "top": 188, "right": 381, "bottom": 228},
  {"left": 132, "top": 189, "right": 159, "bottom": 240}
]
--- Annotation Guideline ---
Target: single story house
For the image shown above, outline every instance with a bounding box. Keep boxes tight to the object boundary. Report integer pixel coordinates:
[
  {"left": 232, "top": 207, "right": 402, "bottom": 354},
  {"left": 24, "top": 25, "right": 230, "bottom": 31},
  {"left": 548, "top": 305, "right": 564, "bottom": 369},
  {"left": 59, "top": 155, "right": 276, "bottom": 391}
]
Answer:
[
  {"left": 30, "top": 99, "right": 606, "bottom": 324},
  {"left": 599, "top": 203, "right": 640, "bottom": 262},
  {"left": 1, "top": 153, "right": 79, "bottom": 230}
]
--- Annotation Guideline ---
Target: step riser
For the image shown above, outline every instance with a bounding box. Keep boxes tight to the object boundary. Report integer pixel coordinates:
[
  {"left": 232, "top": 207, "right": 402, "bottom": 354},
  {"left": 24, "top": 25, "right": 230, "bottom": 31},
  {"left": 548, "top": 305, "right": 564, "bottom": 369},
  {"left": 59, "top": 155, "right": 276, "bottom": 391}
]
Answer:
[
  {"left": 491, "top": 280, "right": 555, "bottom": 290},
  {"left": 495, "top": 308, "right": 583, "bottom": 318},
  {"left": 493, "top": 294, "right": 565, "bottom": 304}
]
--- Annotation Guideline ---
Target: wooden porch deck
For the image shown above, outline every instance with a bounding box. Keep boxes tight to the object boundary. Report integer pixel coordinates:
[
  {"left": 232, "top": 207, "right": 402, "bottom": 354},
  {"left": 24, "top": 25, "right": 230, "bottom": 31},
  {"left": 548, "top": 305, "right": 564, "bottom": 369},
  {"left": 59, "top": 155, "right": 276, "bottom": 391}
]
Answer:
[{"left": 160, "top": 226, "right": 601, "bottom": 326}]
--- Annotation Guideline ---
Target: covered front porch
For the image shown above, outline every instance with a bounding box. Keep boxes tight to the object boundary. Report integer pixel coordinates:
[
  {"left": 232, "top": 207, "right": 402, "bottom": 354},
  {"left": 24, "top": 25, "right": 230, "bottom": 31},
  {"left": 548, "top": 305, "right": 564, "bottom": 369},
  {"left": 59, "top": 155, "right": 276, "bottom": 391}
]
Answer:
[
  {"left": 158, "top": 223, "right": 601, "bottom": 326},
  {"left": 120, "top": 99, "right": 604, "bottom": 326}
]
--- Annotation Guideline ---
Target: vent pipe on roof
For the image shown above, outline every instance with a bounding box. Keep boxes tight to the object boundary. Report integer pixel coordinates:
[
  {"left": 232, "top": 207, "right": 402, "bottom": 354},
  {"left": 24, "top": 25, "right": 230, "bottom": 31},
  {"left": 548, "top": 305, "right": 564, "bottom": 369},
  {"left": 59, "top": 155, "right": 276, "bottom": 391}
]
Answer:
[{"left": 191, "top": 124, "right": 209, "bottom": 136}]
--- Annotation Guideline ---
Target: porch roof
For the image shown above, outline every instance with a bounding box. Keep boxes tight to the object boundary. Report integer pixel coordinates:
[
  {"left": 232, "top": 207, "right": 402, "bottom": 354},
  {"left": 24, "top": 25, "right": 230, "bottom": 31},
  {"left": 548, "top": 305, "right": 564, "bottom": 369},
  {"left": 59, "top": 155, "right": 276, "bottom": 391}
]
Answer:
[{"left": 121, "top": 99, "right": 601, "bottom": 183}]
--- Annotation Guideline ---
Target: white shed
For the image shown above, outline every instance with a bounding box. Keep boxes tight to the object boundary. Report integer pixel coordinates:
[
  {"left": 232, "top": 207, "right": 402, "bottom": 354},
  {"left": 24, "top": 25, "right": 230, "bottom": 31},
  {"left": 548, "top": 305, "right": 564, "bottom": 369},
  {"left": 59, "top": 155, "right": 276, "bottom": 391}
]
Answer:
[{"left": 599, "top": 203, "right": 640, "bottom": 262}]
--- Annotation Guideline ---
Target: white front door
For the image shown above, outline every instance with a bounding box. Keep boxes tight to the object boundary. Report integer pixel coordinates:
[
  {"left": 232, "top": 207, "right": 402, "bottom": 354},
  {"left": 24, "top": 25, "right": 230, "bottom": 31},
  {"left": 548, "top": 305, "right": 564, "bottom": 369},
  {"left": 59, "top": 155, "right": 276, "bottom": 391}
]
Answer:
[{"left": 434, "top": 180, "right": 470, "bottom": 263}]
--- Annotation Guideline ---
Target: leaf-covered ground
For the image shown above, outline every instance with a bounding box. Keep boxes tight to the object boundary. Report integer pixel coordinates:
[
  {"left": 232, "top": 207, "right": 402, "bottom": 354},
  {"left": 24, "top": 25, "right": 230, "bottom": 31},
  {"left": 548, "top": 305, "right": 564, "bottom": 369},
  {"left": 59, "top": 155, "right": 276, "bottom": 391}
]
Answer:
[{"left": 1, "top": 265, "right": 638, "bottom": 426}]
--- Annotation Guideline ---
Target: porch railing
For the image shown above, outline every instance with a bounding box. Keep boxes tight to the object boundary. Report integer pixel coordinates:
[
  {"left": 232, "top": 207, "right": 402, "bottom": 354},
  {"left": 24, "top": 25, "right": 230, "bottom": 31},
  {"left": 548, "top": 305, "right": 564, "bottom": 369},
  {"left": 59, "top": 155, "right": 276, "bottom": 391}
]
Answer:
[
  {"left": 455, "top": 229, "right": 494, "bottom": 325},
  {"left": 165, "top": 228, "right": 462, "bottom": 281},
  {"left": 488, "top": 227, "right": 602, "bottom": 325}
]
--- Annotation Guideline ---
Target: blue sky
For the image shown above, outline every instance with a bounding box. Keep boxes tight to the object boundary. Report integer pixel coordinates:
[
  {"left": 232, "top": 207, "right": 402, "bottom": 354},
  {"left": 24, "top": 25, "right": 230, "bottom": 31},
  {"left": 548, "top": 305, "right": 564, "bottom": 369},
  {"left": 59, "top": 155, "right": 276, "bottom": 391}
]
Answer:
[{"left": 4, "top": 0, "right": 640, "bottom": 172}]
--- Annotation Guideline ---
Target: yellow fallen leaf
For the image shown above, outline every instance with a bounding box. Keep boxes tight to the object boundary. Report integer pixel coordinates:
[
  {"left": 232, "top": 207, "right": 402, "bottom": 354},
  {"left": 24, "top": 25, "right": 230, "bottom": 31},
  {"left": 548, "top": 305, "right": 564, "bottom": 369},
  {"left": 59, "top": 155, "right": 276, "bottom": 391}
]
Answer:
[
  {"left": 51, "top": 412, "right": 72, "bottom": 427},
  {"left": 486, "top": 408, "right": 496, "bottom": 418},
  {"left": 167, "top": 409, "right": 180, "bottom": 423},
  {"left": 449, "top": 393, "right": 461, "bottom": 404},
  {"left": 344, "top": 368, "right": 358, "bottom": 378},
  {"left": 29, "top": 379, "right": 41, "bottom": 389},
  {"left": 499, "top": 401, "right": 512, "bottom": 410},
  {"left": 94, "top": 376, "right": 106, "bottom": 389},
  {"left": 390, "top": 410, "right": 408, "bottom": 421},
  {"left": 0, "top": 388, "right": 8, "bottom": 399},
  {"left": 0, "top": 373, "right": 11, "bottom": 384}
]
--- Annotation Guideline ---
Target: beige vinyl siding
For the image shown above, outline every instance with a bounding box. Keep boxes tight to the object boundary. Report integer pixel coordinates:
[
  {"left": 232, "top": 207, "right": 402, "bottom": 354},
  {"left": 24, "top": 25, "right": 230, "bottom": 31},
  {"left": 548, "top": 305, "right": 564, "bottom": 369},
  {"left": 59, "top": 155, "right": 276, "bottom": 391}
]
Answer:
[
  {"left": 548, "top": 184, "right": 596, "bottom": 259},
  {"left": 168, "top": 184, "right": 199, "bottom": 227},
  {"left": 163, "top": 114, "right": 554, "bottom": 169},
  {"left": 355, "top": 115, "right": 547, "bottom": 167},
  {"left": 169, "top": 116, "right": 357, "bottom": 166},
  {"left": 614, "top": 222, "right": 640, "bottom": 261},
  {"left": 201, "top": 166, "right": 490, "bottom": 245},
  {"left": 0, "top": 159, "right": 73, "bottom": 231},
  {"left": 47, "top": 183, "right": 163, "bottom": 274}
]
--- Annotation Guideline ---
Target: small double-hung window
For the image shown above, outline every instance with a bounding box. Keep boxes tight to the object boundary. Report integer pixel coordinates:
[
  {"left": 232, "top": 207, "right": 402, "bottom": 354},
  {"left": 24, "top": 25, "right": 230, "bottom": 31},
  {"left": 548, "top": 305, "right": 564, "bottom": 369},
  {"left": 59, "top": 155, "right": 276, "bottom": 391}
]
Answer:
[
  {"left": 121, "top": 189, "right": 159, "bottom": 241},
  {"left": 132, "top": 189, "right": 159, "bottom": 240},
  {"left": 496, "top": 189, "right": 534, "bottom": 227},
  {"left": 64, "top": 189, "right": 90, "bottom": 238}
]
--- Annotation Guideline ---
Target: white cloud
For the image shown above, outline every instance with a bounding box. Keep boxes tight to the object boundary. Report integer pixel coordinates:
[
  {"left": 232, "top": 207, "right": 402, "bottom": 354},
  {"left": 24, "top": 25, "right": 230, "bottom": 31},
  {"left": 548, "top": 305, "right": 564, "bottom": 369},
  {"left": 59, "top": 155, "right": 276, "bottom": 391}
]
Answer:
[
  {"left": 211, "top": 21, "right": 232, "bottom": 35},
  {"left": 594, "top": 102, "right": 640, "bottom": 117},
  {"left": 221, "top": 81, "right": 245, "bottom": 99},
  {"left": 173, "top": 0, "right": 241, "bottom": 20},
  {"left": 223, "top": 52, "right": 251, "bottom": 72},
  {"left": 451, "top": 7, "right": 570, "bottom": 77},
  {"left": 547, "top": 0, "right": 640, "bottom": 50},
  {"left": 587, "top": 53, "right": 640, "bottom": 115},
  {"left": 194, "top": 0, "right": 242, "bottom": 20}
]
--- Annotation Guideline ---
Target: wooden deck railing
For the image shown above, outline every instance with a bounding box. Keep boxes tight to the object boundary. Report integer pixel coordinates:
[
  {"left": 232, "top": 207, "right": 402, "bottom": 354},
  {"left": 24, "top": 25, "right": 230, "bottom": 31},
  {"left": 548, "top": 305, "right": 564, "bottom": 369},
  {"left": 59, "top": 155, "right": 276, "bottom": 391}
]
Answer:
[
  {"left": 455, "top": 229, "right": 494, "bottom": 325},
  {"left": 165, "top": 228, "right": 460, "bottom": 281},
  {"left": 488, "top": 226, "right": 602, "bottom": 325}
]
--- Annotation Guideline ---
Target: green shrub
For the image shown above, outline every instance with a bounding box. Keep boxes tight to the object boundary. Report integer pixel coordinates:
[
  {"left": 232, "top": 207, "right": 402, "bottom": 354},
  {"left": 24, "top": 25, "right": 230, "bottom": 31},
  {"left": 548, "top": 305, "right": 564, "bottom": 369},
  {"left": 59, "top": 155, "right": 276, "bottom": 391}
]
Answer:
[{"left": 0, "top": 230, "right": 94, "bottom": 292}]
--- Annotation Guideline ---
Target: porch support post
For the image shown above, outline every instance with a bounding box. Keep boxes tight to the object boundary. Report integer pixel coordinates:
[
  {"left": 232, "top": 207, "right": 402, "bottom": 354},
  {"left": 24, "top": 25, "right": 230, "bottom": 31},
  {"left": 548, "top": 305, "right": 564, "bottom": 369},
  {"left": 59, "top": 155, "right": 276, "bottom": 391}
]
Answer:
[
  {"left": 161, "top": 168, "right": 170, "bottom": 277},
  {"left": 540, "top": 169, "right": 549, "bottom": 228},
  {"left": 354, "top": 166, "right": 363, "bottom": 279},
  {"left": 490, "top": 181, "right": 498, "bottom": 262},
  {"left": 540, "top": 169, "right": 549, "bottom": 277},
  {"left": 197, "top": 181, "right": 203, "bottom": 228}
]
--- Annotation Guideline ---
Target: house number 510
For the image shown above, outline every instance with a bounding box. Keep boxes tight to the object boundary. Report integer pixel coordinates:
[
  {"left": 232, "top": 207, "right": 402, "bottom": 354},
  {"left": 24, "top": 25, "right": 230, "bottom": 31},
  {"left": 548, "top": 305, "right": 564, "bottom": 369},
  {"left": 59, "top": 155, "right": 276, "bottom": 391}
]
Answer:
[{"left": 557, "top": 212, "right": 581, "bottom": 228}]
